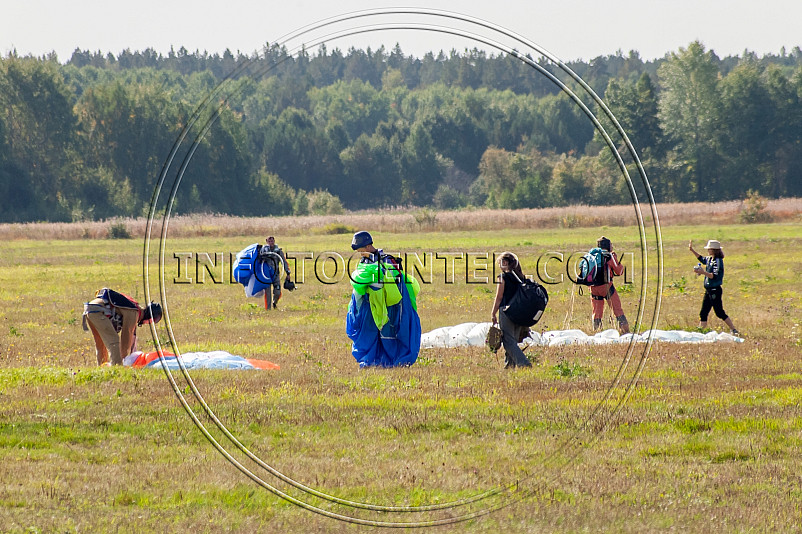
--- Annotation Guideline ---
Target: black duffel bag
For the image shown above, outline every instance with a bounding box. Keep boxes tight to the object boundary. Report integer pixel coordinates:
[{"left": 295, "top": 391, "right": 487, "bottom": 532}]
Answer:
[{"left": 501, "top": 272, "right": 549, "bottom": 327}]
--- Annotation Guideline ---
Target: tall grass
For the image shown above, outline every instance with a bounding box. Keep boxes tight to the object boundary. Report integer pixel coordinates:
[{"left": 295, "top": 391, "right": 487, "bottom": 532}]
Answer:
[{"left": 2, "top": 198, "right": 800, "bottom": 240}]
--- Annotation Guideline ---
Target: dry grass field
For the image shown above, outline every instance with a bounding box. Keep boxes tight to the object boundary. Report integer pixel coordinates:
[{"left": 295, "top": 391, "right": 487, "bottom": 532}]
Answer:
[
  {"left": 1, "top": 197, "right": 800, "bottom": 241},
  {"left": 1, "top": 204, "right": 801, "bottom": 532}
]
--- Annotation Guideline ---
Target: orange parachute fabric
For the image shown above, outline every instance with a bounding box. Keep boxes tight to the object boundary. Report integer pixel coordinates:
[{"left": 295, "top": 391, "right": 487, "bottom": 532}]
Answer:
[
  {"left": 130, "top": 350, "right": 175, "bottom": 368},
  {"left": 245, "top": 358, "right": 281, "bottom": 370},
  {"left": 130, "top": 350, "right": 279, "bottom": 370}
]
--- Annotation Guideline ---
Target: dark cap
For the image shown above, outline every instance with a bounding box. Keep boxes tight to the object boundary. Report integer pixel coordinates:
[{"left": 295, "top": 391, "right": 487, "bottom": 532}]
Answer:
[
  {"left": 351, "top": 231, "right": 373, "bottom": 250},
  {"left": 140, "top": 302, "right": 163, "bottom": 326}
]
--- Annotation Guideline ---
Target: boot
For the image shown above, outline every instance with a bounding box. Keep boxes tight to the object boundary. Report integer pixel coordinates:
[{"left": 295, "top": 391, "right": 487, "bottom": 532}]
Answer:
[{"left": 593, "top": 318, "right": 602, "bottom": 331}]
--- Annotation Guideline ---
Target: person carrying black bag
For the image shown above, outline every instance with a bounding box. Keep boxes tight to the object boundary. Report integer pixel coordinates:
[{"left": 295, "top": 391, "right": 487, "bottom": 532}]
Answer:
[{"left": 491, "top": 252, "right": 533, "bottom": 369}]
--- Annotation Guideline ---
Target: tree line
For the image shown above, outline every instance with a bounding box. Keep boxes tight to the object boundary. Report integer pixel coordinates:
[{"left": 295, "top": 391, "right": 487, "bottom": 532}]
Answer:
[{"left": 1, "top": 41, "right": 801, "bottom": 222}]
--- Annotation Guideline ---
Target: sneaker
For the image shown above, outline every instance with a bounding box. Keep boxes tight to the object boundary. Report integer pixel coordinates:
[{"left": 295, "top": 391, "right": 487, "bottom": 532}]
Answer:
[{"left": 732, "top": 329, "right": 740, "bottom": 337}]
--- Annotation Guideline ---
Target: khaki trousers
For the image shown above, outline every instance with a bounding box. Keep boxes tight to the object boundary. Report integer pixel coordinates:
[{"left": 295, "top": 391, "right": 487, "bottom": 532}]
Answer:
[
  {"left": 85, "top": 307, "right": 138, "bottom": 365},
  {"left": 86, "top": 312, "right": 121, "bottom": 365}
]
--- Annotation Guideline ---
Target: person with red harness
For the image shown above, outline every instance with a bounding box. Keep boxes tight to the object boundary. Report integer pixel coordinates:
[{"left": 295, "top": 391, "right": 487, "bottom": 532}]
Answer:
[
  {"left": 82, "top": 288, "right": 162, "bottom": 366},
  {"left": 590, "top": 236, "right": 630, "bottom": 334}
]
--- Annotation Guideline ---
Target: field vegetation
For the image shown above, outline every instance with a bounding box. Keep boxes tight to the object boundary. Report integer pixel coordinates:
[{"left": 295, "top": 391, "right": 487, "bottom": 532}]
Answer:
[
  {"left": 1, "top": 208, "right": 801, "bottom": 532},
  {"left": 1, "top": 197, "right": 799, "bottom": 241}
]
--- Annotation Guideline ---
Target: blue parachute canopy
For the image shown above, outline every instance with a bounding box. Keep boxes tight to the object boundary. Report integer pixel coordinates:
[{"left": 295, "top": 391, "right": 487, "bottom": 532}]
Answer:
[
  {"left": 346, "top": 258, "right": 421, "bottom": 367},
  {"left": 232, "top": 243, "right": 275, "bottom": 298}
]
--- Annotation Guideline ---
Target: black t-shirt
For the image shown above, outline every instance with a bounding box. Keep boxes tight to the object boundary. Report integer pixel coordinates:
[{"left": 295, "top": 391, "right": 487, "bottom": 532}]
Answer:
[
  {"left": 500, "top": 271, "right": 521, "bottom": 307},
  {"left": 697, "top": 254, "right": 724, "bottom": 288}
]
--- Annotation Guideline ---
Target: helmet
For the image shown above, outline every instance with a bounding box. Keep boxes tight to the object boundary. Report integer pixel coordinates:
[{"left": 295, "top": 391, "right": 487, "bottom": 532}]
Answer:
[
  {"left": 140, "top": 302, "right": 163, "bottom": 325},
  {"left": 283, "top": 279, "right": 296, "bottom": 291},
  {"left": 351, "top": 231, "right": 373, "bottom": 250}
]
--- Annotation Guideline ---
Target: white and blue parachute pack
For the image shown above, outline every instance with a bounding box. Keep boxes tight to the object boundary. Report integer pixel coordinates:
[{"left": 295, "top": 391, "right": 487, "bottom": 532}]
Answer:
[{"left": 232, "top": 243, "right": 276, "bottom": 298}]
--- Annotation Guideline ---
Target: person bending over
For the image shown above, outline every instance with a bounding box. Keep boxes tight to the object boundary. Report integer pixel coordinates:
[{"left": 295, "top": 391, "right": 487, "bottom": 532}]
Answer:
[{"left": 82, "top": 288, "right": 162, "bottom": 365}]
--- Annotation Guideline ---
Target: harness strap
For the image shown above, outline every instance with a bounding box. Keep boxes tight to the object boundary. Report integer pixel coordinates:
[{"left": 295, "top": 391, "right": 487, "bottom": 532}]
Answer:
[
  {"left": 591, "top": 284, "right": 616, "bottom": 301},
  {"left": 82, "top": 299, "right": 124, "bottom": 333}
]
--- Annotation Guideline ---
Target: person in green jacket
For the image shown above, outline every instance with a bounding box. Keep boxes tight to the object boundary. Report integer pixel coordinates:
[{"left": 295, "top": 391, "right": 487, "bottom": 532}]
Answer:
[{"left": 347, "top": 231, "right": 421, "bottom": 367}]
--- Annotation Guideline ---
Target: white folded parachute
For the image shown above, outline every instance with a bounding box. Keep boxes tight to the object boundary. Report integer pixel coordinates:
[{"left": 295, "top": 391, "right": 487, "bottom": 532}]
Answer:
[{"left": 420, "top": 322, "right": 744, "bottom": 349}]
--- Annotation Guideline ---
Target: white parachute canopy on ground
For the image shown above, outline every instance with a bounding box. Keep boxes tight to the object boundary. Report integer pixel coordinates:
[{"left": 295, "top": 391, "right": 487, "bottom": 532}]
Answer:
[{"left": 421, "top": 322, "right": 744, "bottom": 349}]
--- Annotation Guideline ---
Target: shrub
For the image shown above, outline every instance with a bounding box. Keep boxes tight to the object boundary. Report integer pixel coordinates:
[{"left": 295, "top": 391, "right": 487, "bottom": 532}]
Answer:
[
  {"left": 251, "top": 169, "right": 295, "bottom": 216},
  {"left": 552, "top": 359, "right": 590, "bottom": 378},
  {"left": 292, "top": 190, "right": 310, "bottom": 215},
  {"left": 315, "top": 223, "right": 355, "bottom": 235},
  {"left": 72, "top": 167, "right": 137, "bottom": 220},
  {"left": 308, "top": 190, "right": 345, "bottom": 215},
  {"left": 431, "top": 184, "right": 467, "bottom": 210},
  {"left": 108, "top": 222, "right": 131, "bottom": 239},
  {"left": 467, "top": 176, "right": 489, "bottom": 207},
  {"left": 413, "top": 208, "right": 437, "bottom": 229},
  {"left": 738, "top": 190, "right": 773, "bottom": 223}
]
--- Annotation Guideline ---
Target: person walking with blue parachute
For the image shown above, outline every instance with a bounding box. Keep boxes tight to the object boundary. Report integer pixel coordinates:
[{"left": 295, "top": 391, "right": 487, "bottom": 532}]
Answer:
[
  {"left": 346, "top": 231, "right": 422, "bottom": 367},
  {"left": 231, "top": 237, "right": 293, "bottom": 310},
  {"left": 261, "top": 236, "right": 292, "bottom": 310},
  {"left": 577, "top": 236, "right": 629, "bottom": 334}
]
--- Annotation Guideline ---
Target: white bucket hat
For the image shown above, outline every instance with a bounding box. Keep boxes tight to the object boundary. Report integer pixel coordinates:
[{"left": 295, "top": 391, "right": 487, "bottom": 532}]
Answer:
[{"left": 704, "top": 240, "right": 722, "bottom": 250}]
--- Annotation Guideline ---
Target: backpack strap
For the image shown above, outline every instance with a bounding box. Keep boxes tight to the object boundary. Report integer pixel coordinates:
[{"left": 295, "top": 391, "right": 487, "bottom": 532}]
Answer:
[
  {"left": 99, "top": 288, "right": 140, "bottom": 310},
  {"left": 95, "top": 288, "right": 142, "bottom": 326}
]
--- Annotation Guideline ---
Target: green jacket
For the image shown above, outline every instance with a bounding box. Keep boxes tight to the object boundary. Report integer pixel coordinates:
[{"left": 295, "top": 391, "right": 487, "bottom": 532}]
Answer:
[{"left": 351, "top": 260, "right": 420, "bottom": 329}]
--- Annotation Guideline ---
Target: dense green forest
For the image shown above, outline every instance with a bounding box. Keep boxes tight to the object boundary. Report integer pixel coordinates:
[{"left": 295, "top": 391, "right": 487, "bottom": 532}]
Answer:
[{"left": 1, "top": 42, "right": 801, "bottom": 222}]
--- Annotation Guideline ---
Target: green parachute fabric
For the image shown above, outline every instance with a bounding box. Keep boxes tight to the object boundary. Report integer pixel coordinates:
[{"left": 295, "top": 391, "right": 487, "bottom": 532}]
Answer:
[{"left": 350, "top": 262, "right": 419, "bottom": 327}]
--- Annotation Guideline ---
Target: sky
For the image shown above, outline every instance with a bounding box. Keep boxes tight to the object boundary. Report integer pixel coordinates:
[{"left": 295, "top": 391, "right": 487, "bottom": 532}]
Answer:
[{"left": 3, "top": 0, "right": 801, "bottom": 63}]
